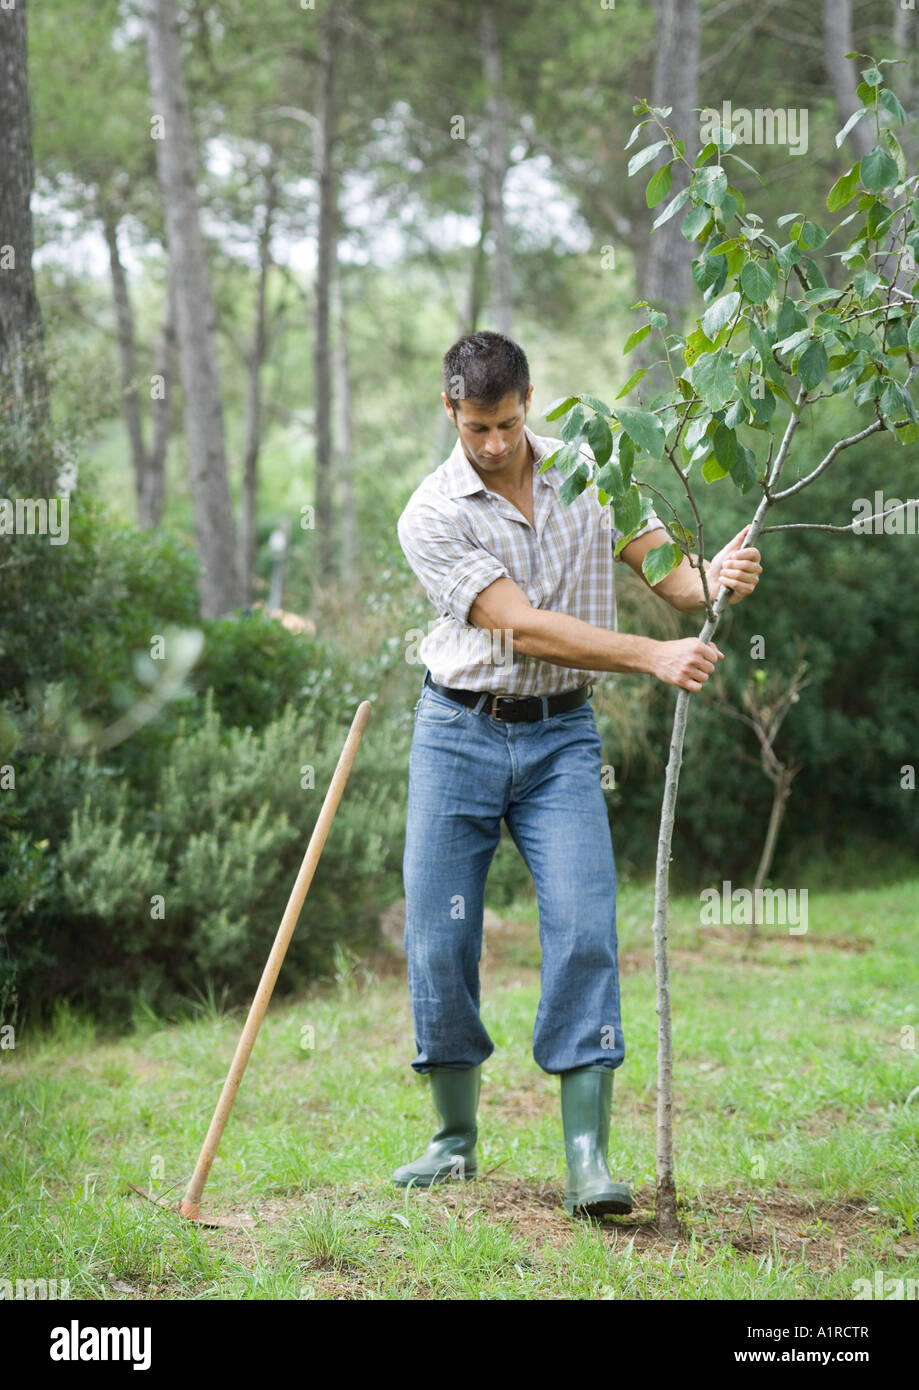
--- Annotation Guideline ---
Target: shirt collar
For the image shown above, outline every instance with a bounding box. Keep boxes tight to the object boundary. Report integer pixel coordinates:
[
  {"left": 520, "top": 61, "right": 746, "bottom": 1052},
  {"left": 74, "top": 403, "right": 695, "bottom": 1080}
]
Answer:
[{"left": 442, "top": 425, "right": 562, "bottom": 499}]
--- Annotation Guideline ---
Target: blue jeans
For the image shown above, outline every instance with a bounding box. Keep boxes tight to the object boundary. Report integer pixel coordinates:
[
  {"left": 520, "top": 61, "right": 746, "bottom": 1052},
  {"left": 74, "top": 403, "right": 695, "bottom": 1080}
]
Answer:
[{"left": 402, "top": 677, "right": 624, "bottom": 1075}]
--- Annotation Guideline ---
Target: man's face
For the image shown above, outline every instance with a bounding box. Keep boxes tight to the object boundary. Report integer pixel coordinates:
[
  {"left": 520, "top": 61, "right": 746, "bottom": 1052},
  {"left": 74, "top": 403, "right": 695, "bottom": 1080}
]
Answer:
[{"left": 443, "top": 386, "right": 533, "bottom": 477}]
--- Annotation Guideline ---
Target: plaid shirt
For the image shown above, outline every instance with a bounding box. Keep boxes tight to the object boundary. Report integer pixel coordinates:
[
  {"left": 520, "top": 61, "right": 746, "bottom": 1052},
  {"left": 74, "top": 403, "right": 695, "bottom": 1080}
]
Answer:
[{"left": 397, "top": 425, "right": 663, "bottom": 696}]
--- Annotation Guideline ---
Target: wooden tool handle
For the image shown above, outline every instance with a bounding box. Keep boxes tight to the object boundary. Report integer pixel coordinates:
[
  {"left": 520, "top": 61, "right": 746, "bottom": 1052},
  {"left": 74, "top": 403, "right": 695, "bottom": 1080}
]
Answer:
[{"left": 181, "top": 700, "right": 372, "bottom": 1217}]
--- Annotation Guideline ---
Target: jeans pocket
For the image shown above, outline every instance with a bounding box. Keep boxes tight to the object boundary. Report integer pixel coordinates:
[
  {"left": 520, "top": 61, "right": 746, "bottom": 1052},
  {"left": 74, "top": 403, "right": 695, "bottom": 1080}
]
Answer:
[
  {"left": 552, "top": 701, "right": 594, "bottom": 726},
  {"left": 415, "top": 690, "right": 466, "bottom": 724}
]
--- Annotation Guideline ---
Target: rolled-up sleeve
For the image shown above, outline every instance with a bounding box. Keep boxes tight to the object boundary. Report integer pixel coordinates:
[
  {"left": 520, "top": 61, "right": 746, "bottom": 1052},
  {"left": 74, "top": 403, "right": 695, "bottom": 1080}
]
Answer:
[
  {"left": 610, "top": 509, "right": 667, "bottom": 559},
  {"left": 397, "top": 503, "right": 509, "bottom": 624}
]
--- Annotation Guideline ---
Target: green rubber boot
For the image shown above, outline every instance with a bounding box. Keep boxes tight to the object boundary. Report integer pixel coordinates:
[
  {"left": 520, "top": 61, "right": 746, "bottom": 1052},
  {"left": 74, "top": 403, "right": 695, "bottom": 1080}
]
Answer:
[
  {"left": 561, "top": 1064, "right": 633, "bottom": 1217},
  {"left": 393, "top": 1065, "right": 480, "bottom": 1187}
]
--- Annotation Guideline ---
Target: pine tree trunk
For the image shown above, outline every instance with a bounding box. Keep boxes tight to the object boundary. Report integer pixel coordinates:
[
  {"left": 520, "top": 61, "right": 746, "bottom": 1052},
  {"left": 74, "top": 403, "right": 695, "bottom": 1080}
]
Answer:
[
  {"left": 145, "top": 264, "right": 175, "bottom": 529},
  {"left": 0, "top": 0, "right": 50, "bottom": 471},
  {"left": 480, "top": 4, "right": 512, "bottom": 336},
  {"left": 333, "top": 263, "right": 357, "bottom": 600},
  {"left": 645, "top": 0, "right": 699, "bottom": 318},
  {"left": 314, "top": 8, "right": 338, "bottom": 589},
  {"left": 240, "top": 168, "right": 277, "bottom": 606},
  {"left": 823, "top": 0, "right": 875, "bottom": 160},
  {"left": 142, "top": 0, "right": 240, "bottom": 616},
  {"left": 100, "top": 201, "right": 150, "bottom": 523}
]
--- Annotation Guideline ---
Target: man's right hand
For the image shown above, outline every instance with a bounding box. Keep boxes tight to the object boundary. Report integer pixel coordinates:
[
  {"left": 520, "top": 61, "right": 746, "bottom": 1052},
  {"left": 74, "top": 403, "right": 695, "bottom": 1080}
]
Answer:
[{"left": 651, "top": 638, "right": 724, "bottom": 692}]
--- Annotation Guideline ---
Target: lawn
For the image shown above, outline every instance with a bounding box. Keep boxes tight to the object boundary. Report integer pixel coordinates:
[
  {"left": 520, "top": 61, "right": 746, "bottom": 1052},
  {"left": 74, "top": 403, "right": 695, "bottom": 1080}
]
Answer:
[{"left": 1, "top": 875, "right": 917, "bottom": 1300}]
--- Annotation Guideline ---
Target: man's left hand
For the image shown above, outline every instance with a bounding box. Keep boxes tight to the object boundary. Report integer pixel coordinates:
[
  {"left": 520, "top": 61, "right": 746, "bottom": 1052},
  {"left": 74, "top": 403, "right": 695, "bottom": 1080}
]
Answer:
[{"left": 708, "top": 526, "right": 763, "bottom": 604}]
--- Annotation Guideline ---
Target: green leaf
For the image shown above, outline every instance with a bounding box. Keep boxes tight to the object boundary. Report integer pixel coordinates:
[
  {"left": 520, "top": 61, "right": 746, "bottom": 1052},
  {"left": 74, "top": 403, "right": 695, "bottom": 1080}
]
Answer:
[
  {"left": 750, "top": 381, "right": 776, "bottom": 425},
  {"left": 612, "top": 486, "right": 642, "bottom": 535},
  {"left": 684, "top": 413, "right": 711, "bottom": 450},
  {"left": 860, "top": 66, "right": 882, "bottom": 87},
  {"left": 618, "top": 433, "right": 635, "bottom": 483},
  {"left": 799, "top": 256, "right": 827, "bottom": 290},
  {"left": 776, "top": 241, "right": 802, "bottom": 273},
  {"left": 880, "top": 380, "right": 918, "bottom": 424},
  {"left": 560, "top": 405, "right": 586, "bottom": 442},
  {"left": 835, "top": 108, "right": 868, "bottom": 149},
  {"left": 624, "top": 119, "right": 649, "bottom": 150},
  {"left": 717, "top": 193, "right": 738, "bottom": 225},
  {"left": 702, "top": 454, "right": 731, "bottom": 482},
  {"left": 692, "top": 166, "right": 728, "bottom": 207},
  {"left": 538, "top": 447, "right": 562, "bottom": 474},
  {"left": 712, "top": 422, "right": 737, "bottom": 471},
  {"left": 559, "top": 464, "right": 590, "bottom": 506},
  {"left": 692, "top": 252, "right": 728, "bottom": 296},
  {"left": 827, "top": 164, "right": 860, "bottom": 213},
  {"left": 907, "top": 317, "right": 919, "bottom": 352},
  {"left": 776, "top": 301, "right": 807, "bottom": 337},
  {"left": 798, "top": 220, "right": 827, "bottom": 250},
  {"left": 579, "top": 393, "right": 611, "bottom": 416},
  {"left": 623, "top": 324, "right": 651, "bottom": 355},
  {"left": 796, "top": 340, "right": 829, "bottom": 391},
  {"left": 585, "top": 415, "right": 613, "bottom": 465},
  {"left": 882, "top": 129, "right": 908, "bottom": 182},
  {"left": 800, "top": 287, "right": 840, "bottom": 306},
  {"left": 544, "top": 395, "right": 578, "bottom": 422},
  {"left": 724, "top": 397, "right": 748, "bottom": 429},
  {"left": 691, "top": 347, "right": 735, "bottom": 410},
  {"left": 701, "top": 291, "right": 740, "bottom": 340},
  {"left": 725, "top": 151, "right": 762, "bottom": 179},
  {"left": 861, "top": 146, "right": 899, "bottom": 192},
  {"left": 616, "top": 405, "right": 666, "bottom": 460},
  {"left": 652, "top": 187, "right": 690, "bottom": 229},
  {"left": 740, "top": 260, "right": 774, "bottom": 305},
  {"left": 681, "top": 203, "right": 712, "bottom": 240},
  {"left": 879, "top": 88, "right": 906, "bottom": 126},
  {"left": 853, "top": 269, "right": 882, "bottom": 299},
  {"left": 730, "top": 444, "right": 759, "bottom": 494},
  {"left": 553, "top": 441, "right": 583, "bottom": 476},
  {"left": 628, "top": 140, "right": 668, "bottom": 176},
  {"left": 646, "top": 162, "right": 673, "bottom": 208},
  {"left": 595, "top": 460, "right": 626, "bottom": 501},
  {"left": 641, "top": 542, "right": 683, "bottom": 586},
  {"left": 616, "top": 368, "right": 647, "bottom": 399}
]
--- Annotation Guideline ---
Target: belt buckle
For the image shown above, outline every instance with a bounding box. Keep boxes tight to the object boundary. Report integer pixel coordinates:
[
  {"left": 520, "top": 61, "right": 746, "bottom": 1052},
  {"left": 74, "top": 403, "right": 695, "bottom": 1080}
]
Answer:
[{"left": 490, "top": 694, "right": 505, "bottom": 719}]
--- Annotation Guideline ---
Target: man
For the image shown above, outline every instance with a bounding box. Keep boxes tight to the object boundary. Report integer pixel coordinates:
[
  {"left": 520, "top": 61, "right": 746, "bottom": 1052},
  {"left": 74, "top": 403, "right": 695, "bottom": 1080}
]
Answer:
[{"left": 394, "top": 331, "right": 762, "bottom": 1217}]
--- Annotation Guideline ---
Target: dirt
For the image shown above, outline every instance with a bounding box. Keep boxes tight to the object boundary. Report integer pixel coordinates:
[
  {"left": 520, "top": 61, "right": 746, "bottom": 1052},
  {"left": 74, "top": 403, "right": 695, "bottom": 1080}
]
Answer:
[{"left": 181, "top": 1176, "right": 916, "bottom": 1299}]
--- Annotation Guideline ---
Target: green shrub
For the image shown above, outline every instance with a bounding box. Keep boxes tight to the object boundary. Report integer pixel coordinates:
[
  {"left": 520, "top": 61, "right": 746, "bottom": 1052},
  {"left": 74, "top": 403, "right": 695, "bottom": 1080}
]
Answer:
[{"left": 1, "top": 693, "right": 408, "bottom": 1023}]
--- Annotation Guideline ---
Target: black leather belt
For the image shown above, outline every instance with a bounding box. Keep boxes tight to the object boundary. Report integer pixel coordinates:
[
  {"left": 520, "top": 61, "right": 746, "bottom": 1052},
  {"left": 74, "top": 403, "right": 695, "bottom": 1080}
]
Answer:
[{"left": 424, "top": 670, "right": 591, "bottom": 722}]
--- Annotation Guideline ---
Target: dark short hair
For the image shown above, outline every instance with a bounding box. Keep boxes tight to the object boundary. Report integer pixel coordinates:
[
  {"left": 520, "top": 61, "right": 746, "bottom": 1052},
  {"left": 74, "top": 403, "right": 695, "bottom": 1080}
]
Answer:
[{"left": 442, "top": 332, "right": 530, "bottom": 412}]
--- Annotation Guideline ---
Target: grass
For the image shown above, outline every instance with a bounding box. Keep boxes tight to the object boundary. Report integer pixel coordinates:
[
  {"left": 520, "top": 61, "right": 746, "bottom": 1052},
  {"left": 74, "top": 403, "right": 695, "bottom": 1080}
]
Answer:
[{"left": 1, "top": 875, "right": 917, "bottom": 1300}]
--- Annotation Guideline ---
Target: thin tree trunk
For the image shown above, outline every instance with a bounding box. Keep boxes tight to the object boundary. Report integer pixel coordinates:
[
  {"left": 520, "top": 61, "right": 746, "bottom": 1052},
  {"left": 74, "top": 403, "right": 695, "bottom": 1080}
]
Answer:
[
  {"left": 435, "top": 197, "right": 490, "bottom": 466},
  {"left": 645, "top": 0, "right": 699, "bottom": 318},
  {"left": 145, "top": 263, "right": 176, "bottom": 529},
  {"left": 142, "top": 0, "right": 240, "bottom": 617},
  {"left": 823, "top": 2, "right": 909, "bottom": 286},
  {"left": 100, "top": 201, "right": 149, "bottom": 521},
  {"left": 651, "top": 450, "right": 791, "bottom": 1235},
  {"left": 823, "top": 0, "right": 875, "bottom": 161},
  {"left": 314, "top": 8, "right": 338, "bottom": 588},
  {"left": 461, "top": 193, "right": 489, "bottom": 337},
  {"left": 0, "top": 0, "right": 50, "bottom": 468},
  {"left": 480, "top": 4, "right": 512, "bottom": 336},
  {"left": 749, "top": 766, "right": 796, "bottom": 940},
  {"left": 240, "top": 165, "right": 277, "bottom": 606},
  {"left": 333, "top": 263, "right": 356, "bottom": 600}
]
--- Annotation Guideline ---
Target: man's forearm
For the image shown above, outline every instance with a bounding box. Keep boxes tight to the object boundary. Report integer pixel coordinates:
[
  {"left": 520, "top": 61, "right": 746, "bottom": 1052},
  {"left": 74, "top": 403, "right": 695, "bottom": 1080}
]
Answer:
[
  {"left": 511, "top": 606, "right": 658, "bottom": 675},
  {"left": 655, "top": 553, "right": 709, "bottom": 613}
]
